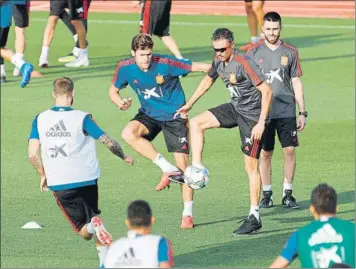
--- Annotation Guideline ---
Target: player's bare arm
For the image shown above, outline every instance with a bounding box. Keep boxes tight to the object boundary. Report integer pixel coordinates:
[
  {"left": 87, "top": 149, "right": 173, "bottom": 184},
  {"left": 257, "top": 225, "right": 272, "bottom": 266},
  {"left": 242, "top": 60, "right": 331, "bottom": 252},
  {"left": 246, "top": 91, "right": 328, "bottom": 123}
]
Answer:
[
  {"left": 159, "top": 261, "right": 173, "bottom": 268},
  {"left": 251, "top": 81, "right": 272, "bottom": 141},
  {"left": 175, "top": 75, "right": 215, "bottom": 118},
  {"left": 292, "top": 77, "right": 306, "bottom": 131},
  {"left": 269, "top": 256, "right": 290, "bottom": 268},
  {"left": 98, "top": 134, "right": 134, "bottom": 165},
  {"left": 191, "top": 62, "right": 212, "bottom": 73},
  {"left": 28, "top": 139, "right": 48, "bottom": 192},
  {"left": 108, "top": 84, "right": 132, "bottom": 111}
]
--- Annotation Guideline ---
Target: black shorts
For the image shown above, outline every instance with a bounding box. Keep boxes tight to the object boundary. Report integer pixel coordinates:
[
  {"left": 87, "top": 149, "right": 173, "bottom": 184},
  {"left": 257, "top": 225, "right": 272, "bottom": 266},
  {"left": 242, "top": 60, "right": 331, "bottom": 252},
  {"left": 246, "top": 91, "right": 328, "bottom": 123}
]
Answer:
[
  {"left": 262, "top": 117, "right": 299, "bottom": 151},
  {"left": 53, "top": 182, "right": 100, "bottom": 232},
  {"left": 244, "top": 0, "right": 265, "bottom": 2},
  {"left": 132, "top": 112, "right": 189, "bottom": 154},
  {"left": 0, "top": 27, "right": 10, "bottom": 48},
  {"left": 141, "top": 0, "right": 171, "bottom": 36},
  {"left": 209, "top": 102, "right": 263, "bottom": 159},
  {"left": 50, "top": 0, "right": 90, "bottom": 20},
  {"left": 13, "top": 2, "right": 30, "bottom": 28}
]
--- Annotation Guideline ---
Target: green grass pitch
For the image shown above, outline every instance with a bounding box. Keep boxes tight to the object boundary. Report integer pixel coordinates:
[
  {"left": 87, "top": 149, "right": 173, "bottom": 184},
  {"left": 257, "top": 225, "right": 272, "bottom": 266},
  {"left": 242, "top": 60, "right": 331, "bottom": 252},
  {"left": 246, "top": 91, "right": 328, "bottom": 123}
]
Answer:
[{"left": 1, "top": 12, "right": 354, "bottom": 268}]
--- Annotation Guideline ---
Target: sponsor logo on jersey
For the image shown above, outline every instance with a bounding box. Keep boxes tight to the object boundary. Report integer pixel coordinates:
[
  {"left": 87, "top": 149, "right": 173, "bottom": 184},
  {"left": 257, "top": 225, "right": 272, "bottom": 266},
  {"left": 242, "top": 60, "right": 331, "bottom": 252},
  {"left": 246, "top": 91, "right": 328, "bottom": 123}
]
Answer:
[{"left": 46, "top": 120, "right": 71, "bottom": 137}]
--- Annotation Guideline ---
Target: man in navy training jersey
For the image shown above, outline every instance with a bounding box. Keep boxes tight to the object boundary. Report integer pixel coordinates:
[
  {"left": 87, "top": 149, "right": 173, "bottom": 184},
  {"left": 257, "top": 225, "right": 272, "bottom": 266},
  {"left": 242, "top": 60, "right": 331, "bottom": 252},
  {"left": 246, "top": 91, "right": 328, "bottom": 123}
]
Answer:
[{"left": 109, "top": 33, "right": 211, "bottom": 229}]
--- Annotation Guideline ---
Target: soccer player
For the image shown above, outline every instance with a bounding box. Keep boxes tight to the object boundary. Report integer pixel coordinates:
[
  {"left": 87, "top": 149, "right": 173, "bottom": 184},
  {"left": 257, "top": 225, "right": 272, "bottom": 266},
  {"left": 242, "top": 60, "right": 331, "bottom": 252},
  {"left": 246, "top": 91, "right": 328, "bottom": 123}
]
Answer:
[
  {"left": 11, "top": 0, "right": 29, "bottom": 77},
  {"left": 57, "top": 0, "right": 91, "bottom": 63},
  {"left": 176, "top": 28, "right": 272, "bottom": 235},
  {"left": 109, "top": 33, "right": 210, "bottom": 228},
  {"left": 270, "top": 183, "right": 355, "bottom": 268},
  {"left": 246, "top": 12, "right": 306, "bottom": 209},
  {"left": 240, "top": 0, "right": 265, "bottom": 50},
  {"left": 39, "top": 0, "right": 89, "bottom": 68},
  {"left": 105, "top": 200, "right": 174, "bottom": 268},
  {"left": 28, "top": 77, "right": 134, "bottom": 268},
  {"left": 137, "top": 0, "right": 183, "bottom": 59},
  {"left": 0, "top": 0, "right": 33, "bottom": 87}
]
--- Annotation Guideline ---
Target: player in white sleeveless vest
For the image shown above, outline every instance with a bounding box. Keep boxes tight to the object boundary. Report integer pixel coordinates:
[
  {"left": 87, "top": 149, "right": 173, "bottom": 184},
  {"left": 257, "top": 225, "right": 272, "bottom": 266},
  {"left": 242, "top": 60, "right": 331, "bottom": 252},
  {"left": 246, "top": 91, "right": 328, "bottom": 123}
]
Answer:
[
  {"left": 28, "top": 77, "right": 134, "bottom": 268},
  {"left": 105, "top": 200, "right": 174, "bottom": 268}
]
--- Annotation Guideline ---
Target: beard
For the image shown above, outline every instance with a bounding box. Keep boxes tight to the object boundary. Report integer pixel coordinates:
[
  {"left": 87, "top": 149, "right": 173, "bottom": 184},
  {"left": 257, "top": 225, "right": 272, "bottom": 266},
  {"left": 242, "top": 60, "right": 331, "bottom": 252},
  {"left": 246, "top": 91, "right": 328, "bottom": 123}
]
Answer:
[{"left": 265, "top": 34, "right": 280, "bottom": 45}]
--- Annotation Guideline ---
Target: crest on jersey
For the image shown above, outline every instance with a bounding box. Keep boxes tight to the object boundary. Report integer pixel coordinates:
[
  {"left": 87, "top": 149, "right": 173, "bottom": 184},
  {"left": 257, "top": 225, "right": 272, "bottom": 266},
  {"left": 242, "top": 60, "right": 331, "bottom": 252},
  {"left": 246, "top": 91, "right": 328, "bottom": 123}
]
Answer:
[
  {"left": 229, "top": 73, "right": 237, "bottom": 84},
  {"left": 156, "top": 74, "right": 164, "bottom": 84},
  {"left": 281, "top": 55, "right": 288, "bottom": 66}
]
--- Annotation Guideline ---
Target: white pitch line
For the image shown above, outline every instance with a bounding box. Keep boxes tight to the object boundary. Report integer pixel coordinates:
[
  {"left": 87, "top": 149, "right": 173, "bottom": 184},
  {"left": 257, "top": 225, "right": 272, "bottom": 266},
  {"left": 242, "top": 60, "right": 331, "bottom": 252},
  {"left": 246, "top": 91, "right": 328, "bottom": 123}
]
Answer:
[{"left": 30, "top": 18, "right": 355, "bottom": 30}]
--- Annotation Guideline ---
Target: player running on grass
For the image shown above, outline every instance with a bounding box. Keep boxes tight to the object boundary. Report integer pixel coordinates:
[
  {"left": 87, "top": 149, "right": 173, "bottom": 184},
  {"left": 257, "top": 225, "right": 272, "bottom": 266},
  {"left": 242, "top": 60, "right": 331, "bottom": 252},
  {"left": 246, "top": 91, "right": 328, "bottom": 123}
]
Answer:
[
  {"left": 109, "top": 33, "right": 211, "bottom": 229},
  {"left": 0, "top": 0, "right": 33, "bottom": 87},
  {"left": 28, "top": 77, "right": 134, "bottom": 268}
]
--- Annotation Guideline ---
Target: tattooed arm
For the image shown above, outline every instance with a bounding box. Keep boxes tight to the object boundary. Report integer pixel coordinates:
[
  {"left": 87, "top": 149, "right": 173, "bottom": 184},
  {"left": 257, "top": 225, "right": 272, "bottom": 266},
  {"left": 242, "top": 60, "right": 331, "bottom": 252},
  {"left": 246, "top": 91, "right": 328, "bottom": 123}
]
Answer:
[
  {"left": 28, "top": 139, "right": 48, "bottom": 191},
  {"left": 98, "top": 134, "right": 134, "bottom": 165},
  {"left": 28, "top": 139, "right": 45, "bottom": 177}
]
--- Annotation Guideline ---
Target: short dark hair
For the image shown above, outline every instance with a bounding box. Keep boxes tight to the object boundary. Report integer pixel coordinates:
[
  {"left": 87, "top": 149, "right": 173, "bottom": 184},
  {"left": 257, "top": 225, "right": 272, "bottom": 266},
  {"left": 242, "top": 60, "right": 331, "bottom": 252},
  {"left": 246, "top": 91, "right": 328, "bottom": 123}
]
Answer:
[
  {"left": 263, "top": 11, "right": 282, "bottom": 24},
  {"left": 52, "top": 77, "right": 74, "bottom": 96},
  {"left": 131, "top": 33, "right": 154, "bottom": 52},
  {"left": 311, "top": 183, "right": 337, "bottom": 214},
  {"left": 127, "top": 200, "right": 152, "bottom": 227},
  {"left": 211, "top": 28, "right": 234, "bottom": 43}
]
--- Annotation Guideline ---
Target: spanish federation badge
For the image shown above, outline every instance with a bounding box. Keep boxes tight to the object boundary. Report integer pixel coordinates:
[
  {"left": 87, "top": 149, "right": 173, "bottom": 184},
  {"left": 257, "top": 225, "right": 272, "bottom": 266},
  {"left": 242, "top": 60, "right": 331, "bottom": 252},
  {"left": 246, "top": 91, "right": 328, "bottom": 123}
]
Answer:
[
  {"left": 156, "top": 74, "right": 164, "bottom": 84},
  {"left": 229, "top": 73, "right": 237, "bottom": 84},
  {"left": 281, "top": 55, "right": 288, "bottom": 66}
]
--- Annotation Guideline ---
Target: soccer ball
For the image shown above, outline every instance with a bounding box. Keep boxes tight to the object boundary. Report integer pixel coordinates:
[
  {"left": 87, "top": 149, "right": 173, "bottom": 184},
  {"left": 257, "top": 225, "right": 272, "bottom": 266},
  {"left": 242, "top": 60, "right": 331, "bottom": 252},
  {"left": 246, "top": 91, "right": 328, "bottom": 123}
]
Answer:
[{"left": 184, "top": 165, "right": 209, "bottom": 190}]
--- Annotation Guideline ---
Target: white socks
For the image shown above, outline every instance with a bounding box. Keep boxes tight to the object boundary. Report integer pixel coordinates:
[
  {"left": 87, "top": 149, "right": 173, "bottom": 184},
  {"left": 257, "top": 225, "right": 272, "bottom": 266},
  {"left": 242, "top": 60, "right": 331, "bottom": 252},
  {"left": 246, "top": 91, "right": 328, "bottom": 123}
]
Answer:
[
  {"left": 1, "top": 64, "right": 5, "bottom": 76},
  {"left": 78, "top": 48, "right": 88, "bottom": 58},
  {"left": 263, "top": 185, "right": 272, "bottom": 192},
  {"left": 11, "top": 54, "right": 25, "bottom": 70},
  {"left": 86, "top": 222, "right": 95, "bottom": 235},
  {"left": 192, "top": 162, "right": 204, "bottom": 169},
  {"left": 183, "top": 201, "right": 193, "bottom": 217},
  {"left": 262, "top": 183, "right": 292, "bottom": 197},
  {"left": 73, "top": 34, "right": 78, "bottom": 42},
  {"left": 153, "top": 153, "right": 179, "bottom": 173},
  {"left": 97, "top": 246, "right": 109, "bottom": 268},
  {"left": 283, "top": 182, "right": 293, "bottom": 197},
  {"left": 72, "top": 46, "right": 80, "bottom": 57},
  {"left": 249, "top": 205, "right": 260, "bottom": 220},
  {"left": 41, "top": 46, "right": 49, "bottom": 59}
]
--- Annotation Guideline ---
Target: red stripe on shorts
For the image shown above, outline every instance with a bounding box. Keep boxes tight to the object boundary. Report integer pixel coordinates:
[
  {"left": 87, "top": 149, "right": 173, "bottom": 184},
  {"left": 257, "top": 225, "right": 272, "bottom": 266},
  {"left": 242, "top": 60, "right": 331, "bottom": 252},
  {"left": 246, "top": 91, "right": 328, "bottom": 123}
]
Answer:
[
  {"left": 53, "top": 192, "right": 79, "bottom": 233},
  {"left": 83, "top": 0, "right": 89, "bottom": 20},
  {"left": 142, "top": 0, "right": 152, "bottom": 34}
]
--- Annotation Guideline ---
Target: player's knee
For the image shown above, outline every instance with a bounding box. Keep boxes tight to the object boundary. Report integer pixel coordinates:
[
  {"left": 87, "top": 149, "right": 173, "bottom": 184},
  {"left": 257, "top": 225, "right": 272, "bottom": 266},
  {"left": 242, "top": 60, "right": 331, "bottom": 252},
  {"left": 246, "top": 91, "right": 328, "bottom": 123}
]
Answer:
[
  {"left": 121, "top": 127, "right": 136, "bottom": 143},
  {"left": 48, "top": 16, "right": 59, "bottom": 26},
  {"left": 252, "top": 4, "right": 263, "bottom": 14},
  {"left": 260, "top": 150, "right": 273, "bottom": 161},
  {"left": 244, "top": 156, "right": 258, "bottom": 174},
  {"left": 189, "top": 116, "right": 203, "bottom": 131},
  {"left": 245, "top": 3, "right": 253, "bottom": 14},
  {"left": 283, "top": 146, "right": 295, "bottom": 158}
]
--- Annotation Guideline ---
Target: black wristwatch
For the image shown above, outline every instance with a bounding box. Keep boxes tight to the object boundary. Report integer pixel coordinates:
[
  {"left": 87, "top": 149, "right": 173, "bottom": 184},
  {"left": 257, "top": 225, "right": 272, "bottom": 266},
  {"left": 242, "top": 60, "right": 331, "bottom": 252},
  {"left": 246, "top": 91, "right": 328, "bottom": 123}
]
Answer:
[{"left": 299, "top": 111, "right": 308, "bottom": 117}]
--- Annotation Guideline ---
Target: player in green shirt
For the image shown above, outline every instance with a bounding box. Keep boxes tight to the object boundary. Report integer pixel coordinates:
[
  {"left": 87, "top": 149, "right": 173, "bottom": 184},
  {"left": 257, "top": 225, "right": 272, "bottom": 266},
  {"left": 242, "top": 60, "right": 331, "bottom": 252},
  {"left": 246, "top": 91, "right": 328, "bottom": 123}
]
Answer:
[{"left": 270, "top": 183, "right": 355, "bottom": 268}]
